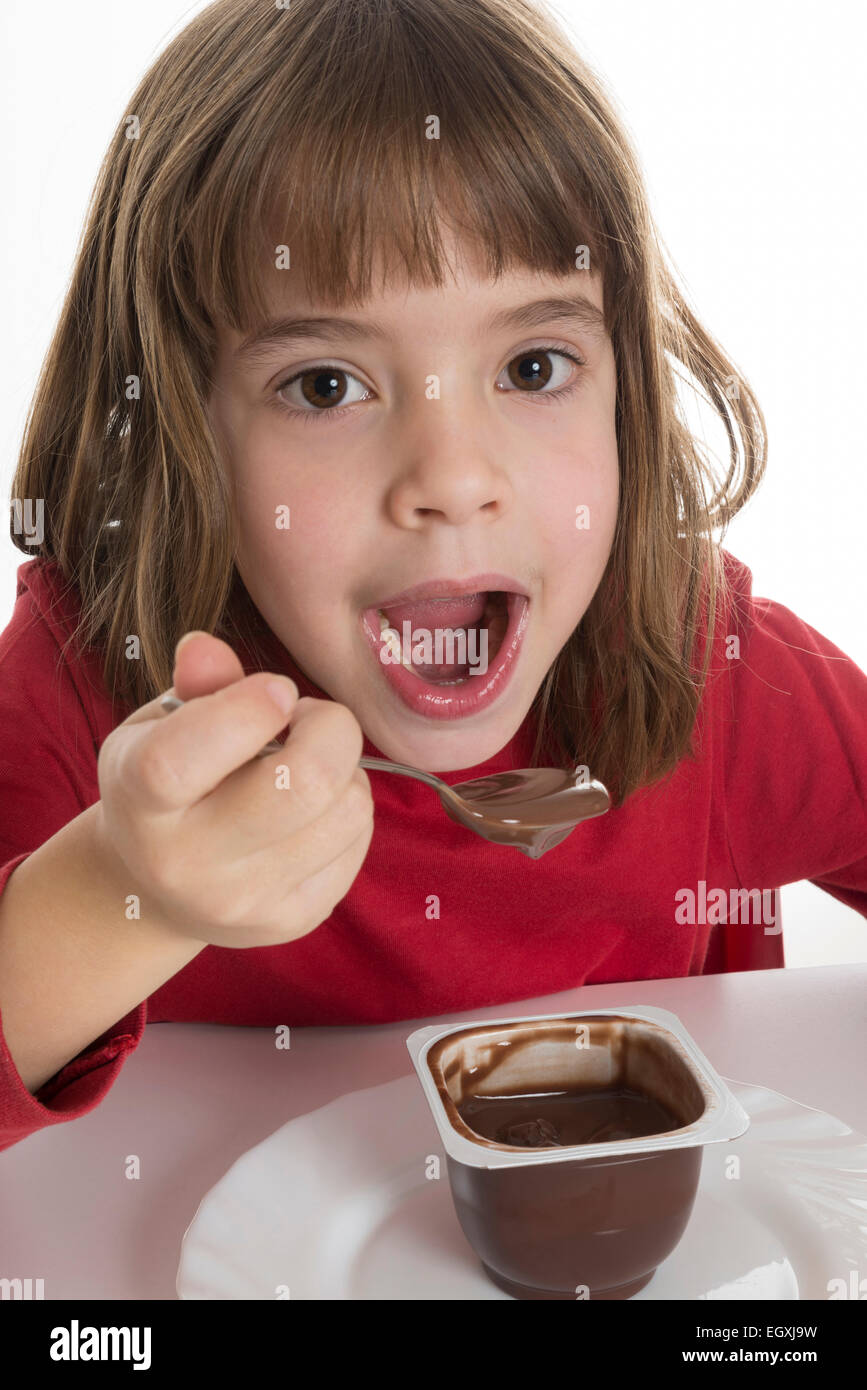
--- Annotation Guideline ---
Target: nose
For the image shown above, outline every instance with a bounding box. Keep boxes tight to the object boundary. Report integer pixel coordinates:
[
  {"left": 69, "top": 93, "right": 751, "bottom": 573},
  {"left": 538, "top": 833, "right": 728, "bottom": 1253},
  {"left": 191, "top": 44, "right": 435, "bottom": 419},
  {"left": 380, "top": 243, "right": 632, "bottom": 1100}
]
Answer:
[{"left": 385, "top": 397, "right": 514, "bottom": 529}]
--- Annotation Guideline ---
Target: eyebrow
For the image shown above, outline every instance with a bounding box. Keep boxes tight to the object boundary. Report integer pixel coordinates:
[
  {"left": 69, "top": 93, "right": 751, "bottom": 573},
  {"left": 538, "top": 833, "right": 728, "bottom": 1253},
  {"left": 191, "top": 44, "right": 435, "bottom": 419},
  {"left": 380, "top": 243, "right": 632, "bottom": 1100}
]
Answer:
[{"left": 234, "top": 294, "right": 608, "bottom": 366}]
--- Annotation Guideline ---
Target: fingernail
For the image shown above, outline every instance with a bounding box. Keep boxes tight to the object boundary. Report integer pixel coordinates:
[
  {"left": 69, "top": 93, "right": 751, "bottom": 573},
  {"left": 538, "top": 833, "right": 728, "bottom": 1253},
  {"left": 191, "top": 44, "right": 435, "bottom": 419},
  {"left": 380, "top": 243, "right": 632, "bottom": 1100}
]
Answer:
[
  {"left": 175, "top": 631, "right": 204, "bottom": 655},
  {"left": 265, "top": 677, "right": 297, "bottom": 715}
]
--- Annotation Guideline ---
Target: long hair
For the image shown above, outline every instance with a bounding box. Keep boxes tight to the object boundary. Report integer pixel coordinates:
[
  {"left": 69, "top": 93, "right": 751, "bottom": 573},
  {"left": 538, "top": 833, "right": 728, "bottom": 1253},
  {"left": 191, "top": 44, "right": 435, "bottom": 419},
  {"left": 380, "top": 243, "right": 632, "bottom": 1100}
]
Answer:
[{"left": 9, "top": 0, "right": 766, "bottom": 806}]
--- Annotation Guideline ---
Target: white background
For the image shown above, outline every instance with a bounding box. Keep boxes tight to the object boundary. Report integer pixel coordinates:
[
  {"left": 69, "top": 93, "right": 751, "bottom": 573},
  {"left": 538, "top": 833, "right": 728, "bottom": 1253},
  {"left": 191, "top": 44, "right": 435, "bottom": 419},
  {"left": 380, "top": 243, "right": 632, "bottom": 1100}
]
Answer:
[{"left": 1, "top": 0, "right": 864, "bottom": 963}]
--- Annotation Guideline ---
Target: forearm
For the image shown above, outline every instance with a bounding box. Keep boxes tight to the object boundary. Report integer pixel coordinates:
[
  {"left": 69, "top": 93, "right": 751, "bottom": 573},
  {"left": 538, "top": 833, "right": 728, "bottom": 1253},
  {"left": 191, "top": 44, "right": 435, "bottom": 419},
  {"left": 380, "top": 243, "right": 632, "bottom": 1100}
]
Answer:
[{"left": 0, "top": 801, "right": 205, "bottom": 1095}]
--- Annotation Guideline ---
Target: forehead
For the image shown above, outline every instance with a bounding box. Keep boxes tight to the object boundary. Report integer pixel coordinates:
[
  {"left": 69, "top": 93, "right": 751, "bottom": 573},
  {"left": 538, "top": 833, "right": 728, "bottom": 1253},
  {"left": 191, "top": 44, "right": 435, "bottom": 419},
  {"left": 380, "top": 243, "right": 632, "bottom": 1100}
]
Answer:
[{"left": 218, "top": 251, "right": 607, "bottom": 365}]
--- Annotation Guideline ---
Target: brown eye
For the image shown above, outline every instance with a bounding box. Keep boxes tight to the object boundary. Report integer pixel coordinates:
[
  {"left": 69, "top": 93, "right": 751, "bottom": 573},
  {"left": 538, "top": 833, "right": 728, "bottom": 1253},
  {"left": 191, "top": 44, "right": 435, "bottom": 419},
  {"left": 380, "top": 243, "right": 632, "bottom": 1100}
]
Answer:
[
  {"left": 496, "top": 347, "right": 585, "bottom": 400},
  {"left": 507, "top": 351, "right": 555, "bottom": 392},
  {"left": 300, "top": 367, "right": 349, "bottom": 408},
  {"left": 274, "top": 364, "right": 372, "bottom": 420}
]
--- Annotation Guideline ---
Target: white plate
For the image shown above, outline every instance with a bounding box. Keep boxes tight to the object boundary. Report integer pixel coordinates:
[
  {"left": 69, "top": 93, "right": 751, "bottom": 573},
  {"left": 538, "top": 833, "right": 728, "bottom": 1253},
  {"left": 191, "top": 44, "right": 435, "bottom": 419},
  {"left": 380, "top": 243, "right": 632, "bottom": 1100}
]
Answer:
[{"left": 176, "top": 1076, "right": 867, "bottom": 1300}]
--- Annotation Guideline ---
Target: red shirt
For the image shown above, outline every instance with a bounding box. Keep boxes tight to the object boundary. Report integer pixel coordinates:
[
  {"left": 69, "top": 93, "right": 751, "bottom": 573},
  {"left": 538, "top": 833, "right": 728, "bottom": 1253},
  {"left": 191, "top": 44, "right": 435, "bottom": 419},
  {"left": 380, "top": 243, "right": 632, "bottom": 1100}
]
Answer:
[{"left": 1, "top": 552, "right": 865, "bottom": 1151}]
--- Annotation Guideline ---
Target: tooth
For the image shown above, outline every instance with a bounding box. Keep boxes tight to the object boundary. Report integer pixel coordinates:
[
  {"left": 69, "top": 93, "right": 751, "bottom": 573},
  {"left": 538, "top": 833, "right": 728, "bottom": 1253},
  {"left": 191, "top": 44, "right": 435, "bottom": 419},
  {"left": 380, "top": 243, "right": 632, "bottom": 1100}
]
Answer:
[
  {"left": 379, "top": 626, "right": 416, "bottom": 674},
  {"left": 378, "top": 609, "right": 389, "bottom": 631}
]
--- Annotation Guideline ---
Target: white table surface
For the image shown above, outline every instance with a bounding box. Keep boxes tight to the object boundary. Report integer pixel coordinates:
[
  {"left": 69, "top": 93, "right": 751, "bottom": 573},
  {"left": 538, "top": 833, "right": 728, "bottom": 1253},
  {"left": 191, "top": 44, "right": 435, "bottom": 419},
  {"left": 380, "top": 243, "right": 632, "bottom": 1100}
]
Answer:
[{"left": 1, "top": 963, "right": 865, "bottom": 1300}]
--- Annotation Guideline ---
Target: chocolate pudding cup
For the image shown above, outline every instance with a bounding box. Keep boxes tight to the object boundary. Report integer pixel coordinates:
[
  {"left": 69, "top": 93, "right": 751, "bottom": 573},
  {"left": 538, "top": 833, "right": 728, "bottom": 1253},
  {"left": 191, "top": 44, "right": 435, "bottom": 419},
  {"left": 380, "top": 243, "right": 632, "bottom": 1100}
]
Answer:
[{"left": 406, "top": 1006, "right": 749, "bottom": 1300}]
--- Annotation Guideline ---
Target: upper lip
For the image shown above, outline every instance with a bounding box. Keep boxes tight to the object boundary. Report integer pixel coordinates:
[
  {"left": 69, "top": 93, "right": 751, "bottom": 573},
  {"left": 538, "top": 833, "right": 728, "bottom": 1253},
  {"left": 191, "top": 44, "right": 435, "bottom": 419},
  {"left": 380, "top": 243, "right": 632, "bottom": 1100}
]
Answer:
[{"left": 368, "top": 574, "right": 530, "bottom": 609}]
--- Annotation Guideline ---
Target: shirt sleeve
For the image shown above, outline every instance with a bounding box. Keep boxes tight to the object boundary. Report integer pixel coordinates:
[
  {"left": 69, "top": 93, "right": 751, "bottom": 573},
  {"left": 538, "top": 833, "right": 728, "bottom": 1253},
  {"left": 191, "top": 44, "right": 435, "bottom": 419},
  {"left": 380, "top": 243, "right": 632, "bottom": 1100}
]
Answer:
[
  {"left": 0, "top": 563, "right": 147, "bottom": 1152},
  {"left": 721, "top": 570, "right": 867, "bottom": 919}
]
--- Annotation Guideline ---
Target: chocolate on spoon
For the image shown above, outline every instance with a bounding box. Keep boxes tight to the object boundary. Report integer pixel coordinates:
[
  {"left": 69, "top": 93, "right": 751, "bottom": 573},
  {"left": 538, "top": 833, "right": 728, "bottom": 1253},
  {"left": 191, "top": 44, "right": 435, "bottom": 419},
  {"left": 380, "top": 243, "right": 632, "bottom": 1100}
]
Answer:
[{"left": 431, "top": 765, "right": 611, "bottom": 858}]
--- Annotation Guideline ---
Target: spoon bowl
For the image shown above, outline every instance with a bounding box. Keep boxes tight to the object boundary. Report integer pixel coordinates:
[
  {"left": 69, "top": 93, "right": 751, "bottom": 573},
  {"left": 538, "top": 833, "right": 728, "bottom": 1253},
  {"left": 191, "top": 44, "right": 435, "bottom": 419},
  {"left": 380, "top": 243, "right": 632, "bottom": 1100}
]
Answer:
[{"left": 359, "top": 757, "right": 610, "bottom": 858}]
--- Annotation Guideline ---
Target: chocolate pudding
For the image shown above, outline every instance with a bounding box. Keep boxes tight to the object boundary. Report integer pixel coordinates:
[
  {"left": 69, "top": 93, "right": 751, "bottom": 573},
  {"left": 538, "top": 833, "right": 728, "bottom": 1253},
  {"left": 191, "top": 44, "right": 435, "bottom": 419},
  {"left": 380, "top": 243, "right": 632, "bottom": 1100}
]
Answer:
[
  {"left": 427, "top": 1015, "right": 707, "bottom": 1144},
  {"left": 458, "top": 1084, "right": 683, "bottom": 1148},
  {"left": 443, "top": 768, "right": 610, "bottom": 857}
]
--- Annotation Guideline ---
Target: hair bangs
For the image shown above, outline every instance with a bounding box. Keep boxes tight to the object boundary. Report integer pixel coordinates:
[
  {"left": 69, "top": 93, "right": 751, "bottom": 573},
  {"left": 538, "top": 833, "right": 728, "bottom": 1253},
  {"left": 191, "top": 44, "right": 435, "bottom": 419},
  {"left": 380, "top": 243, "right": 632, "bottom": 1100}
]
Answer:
[{"left": 176, "top": 0, "right": 614, "bottom": 336}]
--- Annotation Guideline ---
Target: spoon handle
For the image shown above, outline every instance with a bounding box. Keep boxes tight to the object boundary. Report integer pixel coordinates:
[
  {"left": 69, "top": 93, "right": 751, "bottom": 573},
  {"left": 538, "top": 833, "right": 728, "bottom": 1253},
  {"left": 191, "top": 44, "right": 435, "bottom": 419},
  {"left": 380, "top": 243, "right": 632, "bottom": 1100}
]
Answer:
[
  {"left": 159, "top": 695, "right": 444, "bottom": 787},
  {"left": 358, "top": 756, "right": 447, "bottom": 794}
]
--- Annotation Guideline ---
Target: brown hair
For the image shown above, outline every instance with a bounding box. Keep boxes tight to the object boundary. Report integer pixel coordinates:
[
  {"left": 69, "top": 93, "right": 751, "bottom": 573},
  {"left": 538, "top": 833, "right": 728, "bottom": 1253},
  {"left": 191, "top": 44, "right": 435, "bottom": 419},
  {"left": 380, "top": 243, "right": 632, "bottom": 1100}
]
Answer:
[{"left": 9, "top": 0, "right": 765, "bottom": 806}]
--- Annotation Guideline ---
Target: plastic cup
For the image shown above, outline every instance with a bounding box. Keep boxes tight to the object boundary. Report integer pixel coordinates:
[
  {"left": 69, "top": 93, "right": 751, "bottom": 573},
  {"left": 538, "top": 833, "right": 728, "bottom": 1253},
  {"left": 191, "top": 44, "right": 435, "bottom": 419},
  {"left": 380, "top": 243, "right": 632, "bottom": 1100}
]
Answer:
[{"left": 406, "top": 1005, "right": 750, "bottom": 1299}]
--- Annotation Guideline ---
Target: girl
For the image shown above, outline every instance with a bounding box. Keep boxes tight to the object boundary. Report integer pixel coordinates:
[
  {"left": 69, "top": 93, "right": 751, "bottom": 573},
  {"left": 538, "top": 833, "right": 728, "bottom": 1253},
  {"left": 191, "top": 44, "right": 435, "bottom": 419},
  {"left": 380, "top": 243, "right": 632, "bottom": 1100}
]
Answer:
[{"left": 0, "top": 0, "right": 864, "bottom": 1152}]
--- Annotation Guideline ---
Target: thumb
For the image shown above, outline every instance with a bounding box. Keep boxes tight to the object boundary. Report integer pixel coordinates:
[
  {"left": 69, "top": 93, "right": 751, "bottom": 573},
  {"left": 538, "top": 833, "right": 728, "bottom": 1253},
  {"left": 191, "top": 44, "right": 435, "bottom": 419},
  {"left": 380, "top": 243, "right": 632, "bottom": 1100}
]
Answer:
[{"left": 172, "top": 630, "right": 247, "bottom": 701}]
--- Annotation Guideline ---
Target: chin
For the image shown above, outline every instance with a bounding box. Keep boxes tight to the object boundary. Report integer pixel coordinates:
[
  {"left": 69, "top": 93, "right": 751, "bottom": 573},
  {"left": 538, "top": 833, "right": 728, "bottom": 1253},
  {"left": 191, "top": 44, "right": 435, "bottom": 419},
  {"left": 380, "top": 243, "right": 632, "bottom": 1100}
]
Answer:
[{"left": 362, "top": 704, "right": 526, "bottom": 773}]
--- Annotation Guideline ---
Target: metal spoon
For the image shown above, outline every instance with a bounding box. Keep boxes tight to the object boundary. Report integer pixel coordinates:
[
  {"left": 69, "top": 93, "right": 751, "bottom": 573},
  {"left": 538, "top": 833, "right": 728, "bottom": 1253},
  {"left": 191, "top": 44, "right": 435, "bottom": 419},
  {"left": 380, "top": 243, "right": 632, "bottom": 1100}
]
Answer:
[{"left": 159, "top": 693, "right": 610, "bottom": 858}]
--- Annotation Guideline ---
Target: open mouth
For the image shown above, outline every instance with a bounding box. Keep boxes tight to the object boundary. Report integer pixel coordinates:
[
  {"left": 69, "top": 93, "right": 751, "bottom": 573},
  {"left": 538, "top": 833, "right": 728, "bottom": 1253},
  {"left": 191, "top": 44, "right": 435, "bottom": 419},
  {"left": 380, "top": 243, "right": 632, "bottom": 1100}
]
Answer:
[
  {"left": 374, "top": 590, "right": 509, "bottom": 684},
  {"left": 360, "top": 587, "right": 530, "bottom": 721}
]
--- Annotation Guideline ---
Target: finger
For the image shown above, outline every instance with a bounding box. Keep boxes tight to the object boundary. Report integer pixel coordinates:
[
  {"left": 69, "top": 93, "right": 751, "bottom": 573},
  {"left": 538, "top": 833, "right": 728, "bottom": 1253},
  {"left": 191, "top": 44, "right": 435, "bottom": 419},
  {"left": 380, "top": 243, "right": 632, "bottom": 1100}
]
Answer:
[
  {"left": 258, "top": 698, "right": 365, "bottom": 822},
  {"left": 229, "top": 809, "right": 376, "bottom": 948},
  {"left": 193, "top": 752, "right": 372, "bottom": 865},
  {"left": 118, "top": 671, "right": 300, "bottom": 813},
  {"left": 282, "top": 814, "right": 375, "bottom": 933}
]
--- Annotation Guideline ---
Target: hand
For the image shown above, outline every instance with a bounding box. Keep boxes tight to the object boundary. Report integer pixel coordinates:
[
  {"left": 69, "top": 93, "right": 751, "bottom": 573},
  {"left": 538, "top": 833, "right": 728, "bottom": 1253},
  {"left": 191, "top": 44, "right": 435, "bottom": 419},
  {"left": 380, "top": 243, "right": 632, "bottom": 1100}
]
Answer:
[{"left": 95, "top": 632, "right": 374, "bottom": 947}]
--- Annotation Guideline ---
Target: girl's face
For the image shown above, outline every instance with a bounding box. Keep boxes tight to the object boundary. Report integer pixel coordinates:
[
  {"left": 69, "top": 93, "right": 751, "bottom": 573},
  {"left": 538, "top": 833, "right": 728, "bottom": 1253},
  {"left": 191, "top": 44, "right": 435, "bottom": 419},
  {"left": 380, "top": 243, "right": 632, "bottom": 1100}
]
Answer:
[{"left": 207, "top": 233, "right": 619, "bottom": 770}]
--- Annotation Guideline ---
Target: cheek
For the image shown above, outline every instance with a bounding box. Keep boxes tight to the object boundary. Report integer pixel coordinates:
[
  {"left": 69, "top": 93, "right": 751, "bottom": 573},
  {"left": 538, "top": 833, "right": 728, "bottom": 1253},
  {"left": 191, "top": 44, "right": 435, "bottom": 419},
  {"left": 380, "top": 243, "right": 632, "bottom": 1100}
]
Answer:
[
  {"left": 231, "top": 431, "right": 365, "bottom": 611},
  {"left": 531, "top": 428, "right": 619, "bottom": 576}
]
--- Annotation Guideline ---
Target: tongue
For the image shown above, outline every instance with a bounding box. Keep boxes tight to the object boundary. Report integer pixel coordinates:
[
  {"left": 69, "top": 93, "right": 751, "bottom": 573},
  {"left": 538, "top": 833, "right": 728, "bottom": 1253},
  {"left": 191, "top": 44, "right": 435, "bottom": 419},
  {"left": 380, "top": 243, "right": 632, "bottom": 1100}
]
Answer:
[
  {"left": 379, "top": 592, "right": 488, "bottom": 631},
  {"left": 378, "top": 592, "right": 490, "bottom": 683}
]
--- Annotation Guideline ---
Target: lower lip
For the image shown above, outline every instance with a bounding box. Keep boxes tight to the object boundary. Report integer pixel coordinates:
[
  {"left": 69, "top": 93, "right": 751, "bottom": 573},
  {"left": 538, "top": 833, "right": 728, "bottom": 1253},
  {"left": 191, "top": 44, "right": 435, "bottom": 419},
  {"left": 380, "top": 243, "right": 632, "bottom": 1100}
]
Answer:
[{"left": 360, "top": 593, "right": 530, "bottom": 721}]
